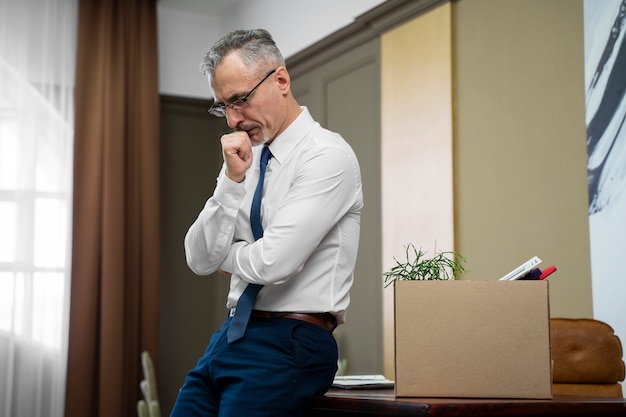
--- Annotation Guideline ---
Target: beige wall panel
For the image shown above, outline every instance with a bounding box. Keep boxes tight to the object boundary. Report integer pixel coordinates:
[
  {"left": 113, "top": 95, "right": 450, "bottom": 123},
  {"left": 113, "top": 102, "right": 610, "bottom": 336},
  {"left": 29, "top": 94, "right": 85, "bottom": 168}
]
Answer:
[
  {"left": 381, "top": 2, "right": 454, "bottom": 378},
  {"left": 453, "top": 0, "right": 592, "bottom": 317}
]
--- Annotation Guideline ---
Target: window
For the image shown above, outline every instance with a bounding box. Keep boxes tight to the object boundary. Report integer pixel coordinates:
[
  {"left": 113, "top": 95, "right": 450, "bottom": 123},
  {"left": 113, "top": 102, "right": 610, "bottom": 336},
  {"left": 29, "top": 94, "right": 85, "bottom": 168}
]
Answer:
[
  {"left": 0, "top": 83, "right": 72, "bottom": 350},
  {"left": 0, "top": 0, "right": 76, "bottom": 415}
]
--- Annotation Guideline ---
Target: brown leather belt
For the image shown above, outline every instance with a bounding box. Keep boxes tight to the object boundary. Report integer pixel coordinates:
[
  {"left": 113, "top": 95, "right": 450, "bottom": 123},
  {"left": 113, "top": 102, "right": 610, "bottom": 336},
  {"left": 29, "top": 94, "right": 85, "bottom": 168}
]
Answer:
[{"left": 250, "top": 310, "right": 337, "bottom": 331}]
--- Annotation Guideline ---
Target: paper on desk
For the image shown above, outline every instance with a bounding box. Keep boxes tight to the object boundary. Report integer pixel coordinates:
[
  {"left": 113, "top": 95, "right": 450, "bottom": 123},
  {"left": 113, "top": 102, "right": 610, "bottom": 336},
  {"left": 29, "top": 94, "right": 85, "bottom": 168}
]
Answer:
[{"left": 332, "top": 375, "right": 395, "bottom": 389}]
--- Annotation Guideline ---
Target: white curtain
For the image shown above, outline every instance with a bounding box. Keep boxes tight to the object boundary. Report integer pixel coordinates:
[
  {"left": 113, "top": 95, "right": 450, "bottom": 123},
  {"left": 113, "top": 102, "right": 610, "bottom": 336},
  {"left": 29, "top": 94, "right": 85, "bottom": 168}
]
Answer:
[{"left": 0, "top": 0, "right": 77, "bottom": 416}]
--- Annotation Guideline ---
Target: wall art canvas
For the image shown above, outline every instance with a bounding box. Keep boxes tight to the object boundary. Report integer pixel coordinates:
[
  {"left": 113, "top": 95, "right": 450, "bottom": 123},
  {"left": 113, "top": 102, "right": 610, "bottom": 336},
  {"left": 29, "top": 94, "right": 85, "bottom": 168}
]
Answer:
[{"left": 584, "top": 0, "right": 626, "bottom": 357}]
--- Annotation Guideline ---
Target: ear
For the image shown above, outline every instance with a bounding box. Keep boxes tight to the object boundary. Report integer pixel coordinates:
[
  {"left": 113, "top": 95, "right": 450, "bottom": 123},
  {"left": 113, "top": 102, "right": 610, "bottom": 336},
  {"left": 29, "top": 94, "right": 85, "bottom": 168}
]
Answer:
[{"left": 274, "top": 66, "right": 291, "bottom": 95}]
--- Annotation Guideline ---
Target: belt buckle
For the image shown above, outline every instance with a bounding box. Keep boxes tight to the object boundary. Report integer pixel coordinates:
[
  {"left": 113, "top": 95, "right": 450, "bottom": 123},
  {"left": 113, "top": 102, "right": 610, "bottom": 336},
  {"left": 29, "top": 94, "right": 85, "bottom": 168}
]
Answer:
[{"left": 229, "top": 307, "right": 236, "bottom": 317}]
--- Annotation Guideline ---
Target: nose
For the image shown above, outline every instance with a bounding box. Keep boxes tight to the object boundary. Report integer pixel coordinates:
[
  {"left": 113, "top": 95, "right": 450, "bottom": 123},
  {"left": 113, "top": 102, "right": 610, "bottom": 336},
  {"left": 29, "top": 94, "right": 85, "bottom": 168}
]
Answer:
[{"left": 225, "top": 107, "right": 244, "bottom": 129}]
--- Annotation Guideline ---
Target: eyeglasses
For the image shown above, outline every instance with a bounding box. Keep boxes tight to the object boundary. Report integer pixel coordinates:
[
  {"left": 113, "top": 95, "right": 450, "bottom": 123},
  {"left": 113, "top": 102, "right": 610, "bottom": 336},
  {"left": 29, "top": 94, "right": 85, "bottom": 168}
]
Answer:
[{"left": 208, "top": 69, "right": 277, "bottom": 117}]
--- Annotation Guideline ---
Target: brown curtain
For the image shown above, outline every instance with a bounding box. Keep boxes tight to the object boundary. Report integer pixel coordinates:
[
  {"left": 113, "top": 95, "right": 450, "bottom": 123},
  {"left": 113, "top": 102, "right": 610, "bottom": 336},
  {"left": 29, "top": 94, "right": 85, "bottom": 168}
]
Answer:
[{"left": 65, "top": 0, "right": 160, "bottom": 416}]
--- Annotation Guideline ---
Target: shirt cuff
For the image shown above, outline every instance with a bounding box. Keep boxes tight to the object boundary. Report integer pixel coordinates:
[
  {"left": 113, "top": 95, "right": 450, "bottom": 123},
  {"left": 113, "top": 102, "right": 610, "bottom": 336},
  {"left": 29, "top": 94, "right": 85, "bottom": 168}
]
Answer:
[{"left": 209, "top": 174, "right": 246, "bottom": 210}]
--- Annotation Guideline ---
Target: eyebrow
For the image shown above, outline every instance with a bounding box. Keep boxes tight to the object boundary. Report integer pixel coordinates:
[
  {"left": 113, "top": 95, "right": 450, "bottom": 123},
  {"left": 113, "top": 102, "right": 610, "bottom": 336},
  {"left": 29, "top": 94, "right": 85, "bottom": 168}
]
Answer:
[
  {"left": 214, "top": 89, "right": 249, "bottom": 108},
  {"left": 213, "top": 69, "right": 276, "bottom": 108}
]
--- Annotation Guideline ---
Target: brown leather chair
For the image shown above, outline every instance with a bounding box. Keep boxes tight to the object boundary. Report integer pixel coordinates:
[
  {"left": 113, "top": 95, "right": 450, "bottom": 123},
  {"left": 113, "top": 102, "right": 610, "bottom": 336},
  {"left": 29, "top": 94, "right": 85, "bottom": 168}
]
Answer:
[{"left": 550, "top": 318, "right": 625, "bottom": 397}]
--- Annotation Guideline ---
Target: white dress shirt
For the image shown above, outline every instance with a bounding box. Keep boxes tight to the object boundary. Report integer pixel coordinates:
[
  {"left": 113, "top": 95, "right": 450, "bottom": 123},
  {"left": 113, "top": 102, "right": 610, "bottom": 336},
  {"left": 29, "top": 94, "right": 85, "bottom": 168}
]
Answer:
[{"left": 184, "top": 107, "right": 363, "bottom": 323}]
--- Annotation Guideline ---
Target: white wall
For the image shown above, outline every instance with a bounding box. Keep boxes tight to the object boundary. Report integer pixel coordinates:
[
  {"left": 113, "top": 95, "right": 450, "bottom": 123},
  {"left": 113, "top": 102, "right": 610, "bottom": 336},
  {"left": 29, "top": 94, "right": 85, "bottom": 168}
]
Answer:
[{"left": 157, "top": 0, "right": 386, "bottom": 99}]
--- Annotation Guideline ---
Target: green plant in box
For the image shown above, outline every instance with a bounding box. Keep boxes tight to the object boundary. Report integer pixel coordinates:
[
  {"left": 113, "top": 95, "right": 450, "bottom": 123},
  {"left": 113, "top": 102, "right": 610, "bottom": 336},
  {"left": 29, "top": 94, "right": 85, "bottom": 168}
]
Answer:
[{"left": 383, "top": 243, "right": 468, "bottom": 287}]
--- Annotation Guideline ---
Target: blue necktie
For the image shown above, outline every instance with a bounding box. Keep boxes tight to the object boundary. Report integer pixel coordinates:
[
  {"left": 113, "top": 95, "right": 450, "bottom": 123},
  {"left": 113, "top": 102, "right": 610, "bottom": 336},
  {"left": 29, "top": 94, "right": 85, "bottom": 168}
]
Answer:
[{"left": 227, "top": 146, "right": 271, "bottom": 343}]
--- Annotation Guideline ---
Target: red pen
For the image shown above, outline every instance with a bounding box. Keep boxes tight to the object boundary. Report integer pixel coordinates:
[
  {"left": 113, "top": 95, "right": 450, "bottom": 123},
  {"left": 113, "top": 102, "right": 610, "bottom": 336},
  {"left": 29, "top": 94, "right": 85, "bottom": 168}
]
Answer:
[{"left": 539, "top": 266, "right": 557, "bottom": 280}]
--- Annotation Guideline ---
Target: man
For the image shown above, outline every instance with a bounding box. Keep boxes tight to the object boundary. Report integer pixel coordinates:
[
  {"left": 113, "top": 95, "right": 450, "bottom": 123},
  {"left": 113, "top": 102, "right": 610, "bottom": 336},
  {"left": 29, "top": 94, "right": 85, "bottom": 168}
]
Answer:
[{"left": 170, "top": 29, "right": 363, "bottom": 417}]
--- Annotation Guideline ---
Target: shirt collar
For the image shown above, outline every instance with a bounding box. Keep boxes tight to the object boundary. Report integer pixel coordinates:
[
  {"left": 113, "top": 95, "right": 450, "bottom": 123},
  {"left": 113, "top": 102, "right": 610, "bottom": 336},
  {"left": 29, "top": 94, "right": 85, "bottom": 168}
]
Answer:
[{"left": 267, "top": 106, "right": 315, "bottom": 165}]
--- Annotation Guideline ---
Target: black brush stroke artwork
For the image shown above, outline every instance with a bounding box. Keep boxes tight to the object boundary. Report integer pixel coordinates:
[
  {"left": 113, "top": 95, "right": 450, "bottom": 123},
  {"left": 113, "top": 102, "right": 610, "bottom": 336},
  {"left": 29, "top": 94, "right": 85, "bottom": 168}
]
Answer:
[{"left": 586, "top": 0, "right": 626, "bottom": 214}]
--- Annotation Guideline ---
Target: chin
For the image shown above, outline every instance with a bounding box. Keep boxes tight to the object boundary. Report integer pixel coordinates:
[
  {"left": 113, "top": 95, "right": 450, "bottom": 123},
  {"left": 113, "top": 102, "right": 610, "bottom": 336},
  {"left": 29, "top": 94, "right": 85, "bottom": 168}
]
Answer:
[{"left": 251, "top": 133, "right": 269, "bottom": 147}]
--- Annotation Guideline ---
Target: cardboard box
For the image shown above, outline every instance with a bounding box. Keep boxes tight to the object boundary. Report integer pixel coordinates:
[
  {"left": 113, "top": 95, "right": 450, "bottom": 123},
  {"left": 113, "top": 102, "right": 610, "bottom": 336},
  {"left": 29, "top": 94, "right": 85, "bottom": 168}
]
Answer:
[{"left": 394, "top": 280, "right": 552, "bottom": 398}]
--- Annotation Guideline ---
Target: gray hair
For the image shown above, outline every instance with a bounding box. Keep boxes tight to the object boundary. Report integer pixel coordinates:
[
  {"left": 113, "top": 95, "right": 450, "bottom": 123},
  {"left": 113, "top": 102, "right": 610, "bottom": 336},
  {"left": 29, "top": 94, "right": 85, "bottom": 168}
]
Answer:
[{"left": 200, "top": 29, "right": 285, "bottom": 77}]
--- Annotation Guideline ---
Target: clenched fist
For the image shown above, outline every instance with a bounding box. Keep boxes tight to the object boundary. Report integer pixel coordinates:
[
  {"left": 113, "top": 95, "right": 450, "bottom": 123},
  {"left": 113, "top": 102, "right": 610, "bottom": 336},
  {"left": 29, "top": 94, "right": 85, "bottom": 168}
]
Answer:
[{"left": 221, "top": 131, "right": 253, "bottom": 183}]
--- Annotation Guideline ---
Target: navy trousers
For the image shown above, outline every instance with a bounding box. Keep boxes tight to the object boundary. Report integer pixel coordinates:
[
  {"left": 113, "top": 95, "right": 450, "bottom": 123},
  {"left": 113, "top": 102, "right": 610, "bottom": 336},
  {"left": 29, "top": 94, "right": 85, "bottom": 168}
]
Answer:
[{"left": 169, "top": 315, "right": 338, "bottom": 417}]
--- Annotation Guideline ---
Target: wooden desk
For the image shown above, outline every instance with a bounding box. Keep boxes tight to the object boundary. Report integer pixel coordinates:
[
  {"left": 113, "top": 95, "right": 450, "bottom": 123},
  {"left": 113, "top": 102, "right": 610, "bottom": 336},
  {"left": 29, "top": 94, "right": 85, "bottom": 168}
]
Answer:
[{"left": 306, "top": 388, "right": 626, "bottom": 417}]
